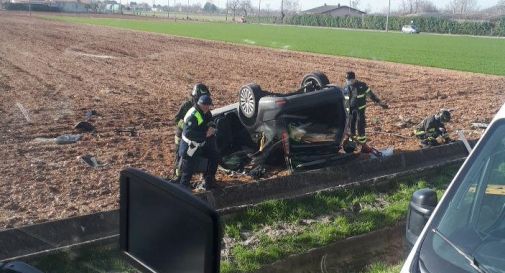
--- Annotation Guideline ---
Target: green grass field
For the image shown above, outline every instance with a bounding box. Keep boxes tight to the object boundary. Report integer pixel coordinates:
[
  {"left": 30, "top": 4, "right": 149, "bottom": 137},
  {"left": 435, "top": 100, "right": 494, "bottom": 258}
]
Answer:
[{"left": 46, "top": 15, "right": 505, "bottom": 76}]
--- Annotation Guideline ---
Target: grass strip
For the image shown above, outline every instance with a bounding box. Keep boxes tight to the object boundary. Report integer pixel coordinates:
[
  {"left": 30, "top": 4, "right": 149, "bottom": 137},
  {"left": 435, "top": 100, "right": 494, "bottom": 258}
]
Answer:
[
  {"left": 44, "top": 16, "right": 505, "bottom": 76},
  {"left": 220, "top": 168, "right": 457, "bottom": 273},
  {"left": 361, "top": 262, "right": 403, "bottom": 273}
]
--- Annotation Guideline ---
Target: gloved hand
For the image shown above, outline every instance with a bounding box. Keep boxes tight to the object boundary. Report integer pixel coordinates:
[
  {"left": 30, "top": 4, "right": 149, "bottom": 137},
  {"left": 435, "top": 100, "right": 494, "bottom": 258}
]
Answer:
[
  {"left": 206, "top": 127, "right": 216, "bottom": 138},
  {"left": 378, "top": 101, "right": 389, "bottom": 109}
]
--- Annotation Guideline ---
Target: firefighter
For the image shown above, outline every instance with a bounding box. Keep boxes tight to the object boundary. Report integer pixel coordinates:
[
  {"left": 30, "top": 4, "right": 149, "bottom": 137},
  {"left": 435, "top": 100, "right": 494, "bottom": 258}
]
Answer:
[
  {"left": 343, "top": 71, "right": 388, "bottom": 150},
  {"left": 414, "top": 110, "right": 452, "bottom": 148},
  {"left": 178, "top": 95, "right": 219, "bottom": 190},
  {"left": 172, "top": 83, "right": 210, "bottom": 182}
]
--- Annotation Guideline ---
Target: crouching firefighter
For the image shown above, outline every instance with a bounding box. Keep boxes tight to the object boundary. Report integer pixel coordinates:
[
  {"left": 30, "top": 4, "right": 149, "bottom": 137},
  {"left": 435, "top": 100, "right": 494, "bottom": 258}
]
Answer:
[
  {"left": 172, "top": 83, "right": 211, "bottom": 182},
  {"left": 178, "top": 95, "right": 219, "bottom": 190},
  {"left": 343, "top": 71, "right": 388, "bottom": 152},
  {"left": 414, "top": 110, "right": 452, "bottom": 148}
]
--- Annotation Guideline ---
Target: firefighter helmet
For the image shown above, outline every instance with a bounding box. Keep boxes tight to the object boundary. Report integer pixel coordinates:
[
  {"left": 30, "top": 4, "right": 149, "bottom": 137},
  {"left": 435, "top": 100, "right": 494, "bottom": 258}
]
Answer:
[{"left": 191, "top": 83, "right": 210, "bottom": 99}]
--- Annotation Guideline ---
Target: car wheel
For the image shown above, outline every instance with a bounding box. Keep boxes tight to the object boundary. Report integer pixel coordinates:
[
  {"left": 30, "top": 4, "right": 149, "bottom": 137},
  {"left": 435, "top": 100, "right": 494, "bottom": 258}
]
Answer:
[
  {"left": 300, "top": 71, "right": 330, "bottom": 93},
  {"left": 238, "top": 83, "right": 263, "bottom": 127}
]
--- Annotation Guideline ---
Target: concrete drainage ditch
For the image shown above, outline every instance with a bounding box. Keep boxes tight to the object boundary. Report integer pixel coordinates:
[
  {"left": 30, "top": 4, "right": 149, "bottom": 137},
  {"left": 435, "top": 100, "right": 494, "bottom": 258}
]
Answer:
[
  {"left": 256, "top": 223, "right": 405, "bottom": 273},
  {"left": 0, "top": 141, "right": 472, "bottom": 263}
]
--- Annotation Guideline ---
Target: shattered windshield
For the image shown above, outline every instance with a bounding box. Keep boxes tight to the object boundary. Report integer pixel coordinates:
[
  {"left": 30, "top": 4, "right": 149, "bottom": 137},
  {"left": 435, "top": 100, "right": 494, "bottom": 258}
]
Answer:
[{"left": 420, "top": 120, "right": 505, "bottom": 273}]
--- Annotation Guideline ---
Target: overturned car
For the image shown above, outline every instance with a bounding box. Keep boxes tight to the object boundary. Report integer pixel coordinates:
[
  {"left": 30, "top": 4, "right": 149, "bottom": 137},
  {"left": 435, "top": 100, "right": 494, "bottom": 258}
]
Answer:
[{"left": 211, "top": 72, "right": 348, "bottom": 174}]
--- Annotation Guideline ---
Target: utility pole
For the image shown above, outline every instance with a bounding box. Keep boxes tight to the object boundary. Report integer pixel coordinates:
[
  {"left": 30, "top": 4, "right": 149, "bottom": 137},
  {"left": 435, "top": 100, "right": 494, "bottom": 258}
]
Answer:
[
  {"left": 225, "top": 0, "right": 228, "bottom": 21},
  {"left": 257, "top": 0, "right": 260, "bottom": 23},
  {"left": 280, "top": 0, "right": 283, "bottom": 23},
  {"left": 28, "top": 0, "right": 31, "bottom": 16},
  {"left": 386, "top": 0, "right": 391, "bottom": 32},
  {"left": 167, "top": 0, "right": 169, "bottom": 18}
]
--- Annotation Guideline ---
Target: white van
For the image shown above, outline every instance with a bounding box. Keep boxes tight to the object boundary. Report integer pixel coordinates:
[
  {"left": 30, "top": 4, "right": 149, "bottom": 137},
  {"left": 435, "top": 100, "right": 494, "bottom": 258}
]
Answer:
[{"left": 402, "top": 102, "right": 505, "bottom": 273}]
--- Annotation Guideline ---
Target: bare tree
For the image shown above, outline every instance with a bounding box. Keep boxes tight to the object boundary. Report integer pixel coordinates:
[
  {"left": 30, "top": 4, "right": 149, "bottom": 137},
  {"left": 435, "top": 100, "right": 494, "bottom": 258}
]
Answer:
[
  {"left": 283, "top": 0, "right": 299, "bottom": 14},
  {"left": 398, "top": 0, "right": 417, "bottom": 14},
  {"left": 448, "top": 0, "right": 478, "bottom": 14},
  {"left": 350, "top": 0, "right": 360, "bottom": 9},
  {"left": 417, "top": 0, "right": 438, "bottom": 12},
  {"left": 227, "top": 0, "right": 240, "bottom": 20},
  {"left": 397, "top": 0, "right": 437, "bottom": 14},
  {"left": 239, "top": 0, "right": 252, "bottom": 16}
]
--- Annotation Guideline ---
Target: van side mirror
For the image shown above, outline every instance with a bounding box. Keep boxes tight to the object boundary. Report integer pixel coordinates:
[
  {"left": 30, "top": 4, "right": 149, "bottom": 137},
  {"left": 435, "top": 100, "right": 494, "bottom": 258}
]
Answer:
[{"left": 406, "top": 189, "right": 438, "bottom": 248}]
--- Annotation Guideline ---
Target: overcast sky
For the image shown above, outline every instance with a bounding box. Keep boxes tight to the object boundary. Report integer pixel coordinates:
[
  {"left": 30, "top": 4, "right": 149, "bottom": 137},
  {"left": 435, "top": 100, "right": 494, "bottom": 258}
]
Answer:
[{"left": 167, "top": 0, "right": 499, "bottom": 13}]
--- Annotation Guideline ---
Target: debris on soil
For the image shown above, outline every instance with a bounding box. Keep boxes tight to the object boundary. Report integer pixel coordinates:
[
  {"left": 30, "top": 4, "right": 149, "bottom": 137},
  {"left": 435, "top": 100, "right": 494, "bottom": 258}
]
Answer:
[
  {"left": 80, "top": 154, "right": 107, "bottom": 168},
  {"left": 471, "top": 123, "right": 488, "bottom": 129},
  {"left": 55, "top": 134, "right": 82, "bottom": 144},
  {"left": 32, "top": 137, "right": 57, "bottom": 144},
  {"left": 115, "top": 127, "right": 137, "bottom": 137},
  {"left": 74, "top": 121, "right": 95, "bottom": 132},
  {"left": 395, "top": 115, "right": 415, "bottom": 129},
  {"left": 15, "top": 102, "right": 32, "bottom": 123},
  {"left": 32, "top": 134, "right": 83, "bottom": 144},
  {"left": 84, "top": 110, "right": 98, "bottom": 120}
]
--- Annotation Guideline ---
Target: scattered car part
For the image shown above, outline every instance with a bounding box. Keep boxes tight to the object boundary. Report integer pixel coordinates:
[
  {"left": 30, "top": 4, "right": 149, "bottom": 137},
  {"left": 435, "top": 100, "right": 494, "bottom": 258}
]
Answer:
[
  {"left": 457, "top": 130, "right": 472, "bottom": 153},
  {"left": 55, "top": 134, "right": 82, "bottom": 144},
  {"left": 471, "top": 122, "right": 488, "bottom": 129},
  {"left": 115, "top": 127, "right": 137, "bottom": 136},
  {"left": 84, "top": 110, "right": 98, "bottom": 121},
  {"left": 74, "top": 121, "right": 95, "bottom": 132},
  {"left": 15, "top": 102, "right": 31, "bottom": 123},
  {"left": 80, "top": 155, "right": 107, "bottom": 168}
]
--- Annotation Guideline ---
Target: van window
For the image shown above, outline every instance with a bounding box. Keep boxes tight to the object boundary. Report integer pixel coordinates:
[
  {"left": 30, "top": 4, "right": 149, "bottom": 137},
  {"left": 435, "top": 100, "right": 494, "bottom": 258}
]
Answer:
[{"left": 419, "top": 120, "right": 505, "bottom": 273}]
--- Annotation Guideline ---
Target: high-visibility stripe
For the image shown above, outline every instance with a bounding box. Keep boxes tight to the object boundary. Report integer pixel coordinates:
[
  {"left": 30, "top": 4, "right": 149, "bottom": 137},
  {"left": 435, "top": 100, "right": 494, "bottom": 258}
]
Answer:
[
  {"left": 357, "top": 94, "right": 365, "bottom": 98},
  {"left": 359, "top": 105, "right": 366, "bottom": 110},
  {"left": 344, "top": 96, "right": 350, "bottom": 100},
  {"left": 366, "top": 88, "right": 371, "bottom": 93},
  {"left": 194, "top": 111, "right": 203, "bottom": 125},
  {"left": 414, "top": 130, "right": 426, "bottom": 136},
  {"left": 183, "top": 107, "right": 195, "bottom": 123},
  {"left": 428, "top": 128, "right": 436, "bottom": 132},
  {"left": 183, "top": 107, "right": 204, "bottom": 125},
  {"left": 177, "top": 119, "right": 185, "bottom": 129},
  {"left": 357, "top": 136, "right": 367, "bottom": 144}
]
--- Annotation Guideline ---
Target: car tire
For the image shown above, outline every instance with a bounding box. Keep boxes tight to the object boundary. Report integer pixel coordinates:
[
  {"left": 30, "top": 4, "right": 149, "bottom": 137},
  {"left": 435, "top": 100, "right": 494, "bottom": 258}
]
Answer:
[
  {"left": 238, "top": 83, "right": 264, "bottom": 127},
  {"left": 300, "top": 71, "right": 330, "bottom": 93}
]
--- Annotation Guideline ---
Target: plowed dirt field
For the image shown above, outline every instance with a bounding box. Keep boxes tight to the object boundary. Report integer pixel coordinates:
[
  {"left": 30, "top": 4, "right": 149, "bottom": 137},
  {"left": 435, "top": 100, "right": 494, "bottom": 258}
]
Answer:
[{"left": 1, "top": 13, "right": 504, "bottom": 229}]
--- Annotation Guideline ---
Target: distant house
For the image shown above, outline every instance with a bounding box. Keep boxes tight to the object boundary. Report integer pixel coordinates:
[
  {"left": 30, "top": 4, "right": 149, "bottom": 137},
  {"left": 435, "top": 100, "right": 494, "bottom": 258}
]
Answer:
[{"left": 303, "top": 3, "right": 365, "bottom": 17}]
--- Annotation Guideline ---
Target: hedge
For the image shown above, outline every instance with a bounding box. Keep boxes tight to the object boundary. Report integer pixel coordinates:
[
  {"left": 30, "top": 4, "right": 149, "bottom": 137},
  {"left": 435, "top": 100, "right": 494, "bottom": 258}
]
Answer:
[{"left": 247, "top": 14, "right": 505, "bottom": 37}]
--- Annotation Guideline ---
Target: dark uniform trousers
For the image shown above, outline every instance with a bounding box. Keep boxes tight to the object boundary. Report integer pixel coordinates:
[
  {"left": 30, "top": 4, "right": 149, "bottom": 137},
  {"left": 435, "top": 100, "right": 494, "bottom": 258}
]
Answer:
[
  {"left": 350, "top": 108, "right": 366, "bottom": 140},
  {"left": 178, "top": 136, "right": 219, "bottom": 188}
]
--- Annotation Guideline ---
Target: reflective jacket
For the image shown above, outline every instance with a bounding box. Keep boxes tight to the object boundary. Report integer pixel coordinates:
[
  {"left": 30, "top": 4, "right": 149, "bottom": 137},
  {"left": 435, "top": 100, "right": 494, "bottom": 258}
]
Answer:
[
  {"left": 182, "top": 106, "right": 213, "bottom": 143},
  {"left": 174, "top": 99, "right": 194, "bottom": 130},
  {"left": 343, "top": 81, "right": 381, "bottom": 112}
]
